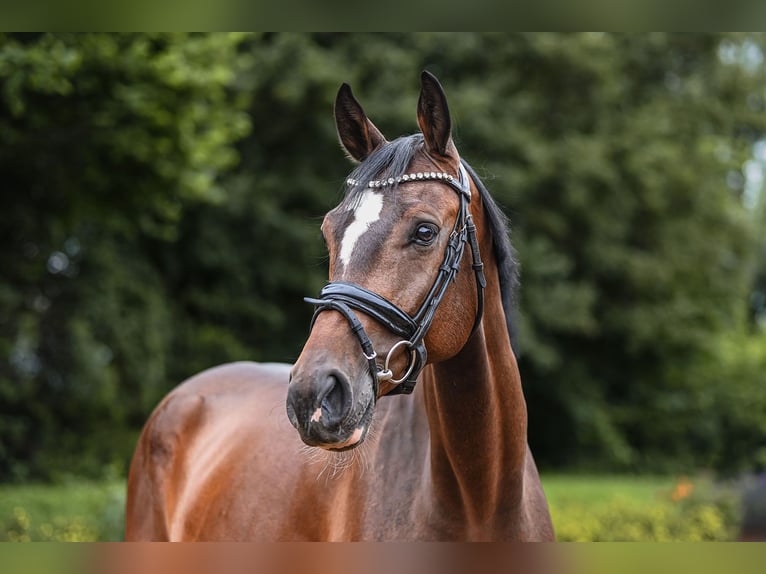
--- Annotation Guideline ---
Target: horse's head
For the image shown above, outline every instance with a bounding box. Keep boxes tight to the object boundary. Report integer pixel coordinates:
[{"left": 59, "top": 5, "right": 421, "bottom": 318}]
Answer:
[{"left": 287, "top": 72, "right": 486, "bottom": 450}]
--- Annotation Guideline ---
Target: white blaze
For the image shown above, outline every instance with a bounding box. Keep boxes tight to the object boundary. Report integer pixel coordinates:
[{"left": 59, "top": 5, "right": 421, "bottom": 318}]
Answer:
[{"left": 339, "top": 190, "right": 384, "bottom": 267}]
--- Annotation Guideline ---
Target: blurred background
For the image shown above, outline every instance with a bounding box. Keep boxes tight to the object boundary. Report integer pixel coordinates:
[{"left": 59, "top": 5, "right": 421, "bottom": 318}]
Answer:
[{"left": 1, "top": 32, "right": 765, "bottom": 541}]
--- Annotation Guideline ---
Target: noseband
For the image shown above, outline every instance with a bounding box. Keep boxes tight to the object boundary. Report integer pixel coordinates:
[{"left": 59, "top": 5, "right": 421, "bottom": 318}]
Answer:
[{"left": 305, "top": 160, "right": 487, "bottom": 395}]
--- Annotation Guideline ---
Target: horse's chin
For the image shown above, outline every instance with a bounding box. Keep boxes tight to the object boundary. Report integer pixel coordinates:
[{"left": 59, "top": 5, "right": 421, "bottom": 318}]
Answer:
[{"left": 323, "top": 427, "right": 369, "bottom": 452}]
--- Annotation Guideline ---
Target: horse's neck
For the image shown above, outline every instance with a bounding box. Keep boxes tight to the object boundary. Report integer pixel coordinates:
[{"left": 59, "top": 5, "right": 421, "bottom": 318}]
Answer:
[{"left": 421, "top": 278, "right": 528, "bottom": 539}]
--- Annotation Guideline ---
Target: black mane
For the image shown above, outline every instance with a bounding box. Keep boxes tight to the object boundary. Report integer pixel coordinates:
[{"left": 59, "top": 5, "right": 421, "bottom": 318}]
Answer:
[
  {"left": 462, "top": 160, "right": 520, "bottom": 352},
  {"left": 343, "top": 135, "right": 520, "bottom": 351}
]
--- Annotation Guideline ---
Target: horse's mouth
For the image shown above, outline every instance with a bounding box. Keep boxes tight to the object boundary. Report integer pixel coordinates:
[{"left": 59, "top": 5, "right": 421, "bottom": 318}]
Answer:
[
  {"left": 323, "top": 426, "right": 369, "bottom": 452},
  {"left": 315, "top": 396, "right": 375, "bottom": 451}
]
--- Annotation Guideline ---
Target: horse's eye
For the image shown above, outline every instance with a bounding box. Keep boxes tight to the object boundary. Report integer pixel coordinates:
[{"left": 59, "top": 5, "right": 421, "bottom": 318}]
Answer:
[{"left": 413, "top": 224, "right": 438, "bottom": 246}]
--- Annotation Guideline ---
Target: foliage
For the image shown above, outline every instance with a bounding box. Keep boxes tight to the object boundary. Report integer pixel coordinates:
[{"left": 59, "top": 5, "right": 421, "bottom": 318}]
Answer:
[
  {"left": 0, "top": 480, "right": 125, "bottom": 541},
  {"left": 0, "top": 33, "right": 252, "bottom": 480},
  {"left": 691, "top": 330, "right": 766, "bottom": 473},
  {"left": 1, "top": 33, "right": 766, "bottom": 480},
  {"left": 547, "top": 475, "right": 741, "bottom": 541}
]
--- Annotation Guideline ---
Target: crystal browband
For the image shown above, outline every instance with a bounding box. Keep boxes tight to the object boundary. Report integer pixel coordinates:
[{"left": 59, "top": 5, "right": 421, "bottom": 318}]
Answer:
[{"left": 347, "top": 171, "right": 456, "bottom": 189}]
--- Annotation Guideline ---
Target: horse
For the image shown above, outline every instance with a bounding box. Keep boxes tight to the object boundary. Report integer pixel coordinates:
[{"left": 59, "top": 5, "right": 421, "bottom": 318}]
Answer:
[{"left": 125, "top": 71, "right": 554, "bottom": 541}]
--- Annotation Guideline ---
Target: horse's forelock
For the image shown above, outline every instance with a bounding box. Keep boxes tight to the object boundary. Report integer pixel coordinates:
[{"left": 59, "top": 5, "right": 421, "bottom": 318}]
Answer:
[{"left": 342, "top": 134, "right": 424, "bottom": 204}]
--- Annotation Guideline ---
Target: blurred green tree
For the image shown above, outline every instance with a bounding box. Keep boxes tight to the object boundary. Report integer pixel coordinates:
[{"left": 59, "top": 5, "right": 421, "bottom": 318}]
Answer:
[
  {"left": 225, "top": 33, "right": 765, "bottom": 473},
  {"left": 0, "top": 33, "right": 251, "bottom": 479},
  {"left": 1, "top": 33, "right": 765, "bottom": 480}
]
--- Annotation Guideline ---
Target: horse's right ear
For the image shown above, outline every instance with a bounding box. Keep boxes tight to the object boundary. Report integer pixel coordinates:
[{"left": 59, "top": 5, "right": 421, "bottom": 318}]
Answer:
[{"left": 334, "top": 83, "right": 387, "bottom": 163}]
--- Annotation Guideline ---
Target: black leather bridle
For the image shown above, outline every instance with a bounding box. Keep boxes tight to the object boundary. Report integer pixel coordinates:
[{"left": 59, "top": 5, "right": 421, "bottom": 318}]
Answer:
[{"left": 305, "top": 160, "right": 487, "bottom": 396}]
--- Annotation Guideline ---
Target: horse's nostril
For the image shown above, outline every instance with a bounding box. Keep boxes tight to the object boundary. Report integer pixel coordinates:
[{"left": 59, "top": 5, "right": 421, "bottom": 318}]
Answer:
[
  {"left": 287, "top": 368, "right": 353, "bottom": 434},
  {"left": 321, "top": 374, "right": 347, "bottom": 422}
]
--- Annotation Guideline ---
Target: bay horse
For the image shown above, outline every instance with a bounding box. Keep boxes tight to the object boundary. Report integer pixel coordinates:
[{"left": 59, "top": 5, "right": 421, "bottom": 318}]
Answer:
[{"left": 125, "top": 71, "right": 554, "bottom": 541}]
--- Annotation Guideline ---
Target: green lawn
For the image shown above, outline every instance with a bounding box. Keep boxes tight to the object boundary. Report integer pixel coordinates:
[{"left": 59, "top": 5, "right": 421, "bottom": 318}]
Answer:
[
  {"left": 0, "top": 475, "right": 741, "bottom": 541},
  {"left": 0, "top": 481, "right": 125, "bottom": 541},
  {"left": 542, "top": 474, "right": 677, "bottom": 507}
]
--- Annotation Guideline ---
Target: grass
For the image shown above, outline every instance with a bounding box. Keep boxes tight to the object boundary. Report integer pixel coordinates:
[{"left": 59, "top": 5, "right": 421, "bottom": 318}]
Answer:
[
  {"left": 0, "top": 474, "right": 741, "bottom": 541},
  {"left": 0, "top": 481, "right": 125, "bottom": 541},
  {"left": 542, "top": 474, "right": 677, "bottom": 506}
]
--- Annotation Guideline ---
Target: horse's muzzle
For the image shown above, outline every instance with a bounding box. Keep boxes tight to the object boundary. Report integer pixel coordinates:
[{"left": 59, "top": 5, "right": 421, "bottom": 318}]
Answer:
[{"left": 286, "top": 366, "right": 355, "bottom": 446}]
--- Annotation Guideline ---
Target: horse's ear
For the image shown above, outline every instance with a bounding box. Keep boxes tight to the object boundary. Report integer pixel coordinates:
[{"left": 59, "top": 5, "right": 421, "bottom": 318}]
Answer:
[
  {"left": 334, "top": 83, "right": 387, "bottom": 163},
  {"left": 417, "top": 70, "right": 452, "bottom": 158}
]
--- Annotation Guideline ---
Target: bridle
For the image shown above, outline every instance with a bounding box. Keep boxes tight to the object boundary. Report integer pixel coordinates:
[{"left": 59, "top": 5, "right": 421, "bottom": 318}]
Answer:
[{"left": 305, "top": 159, "right": 487, "bottom": 396}]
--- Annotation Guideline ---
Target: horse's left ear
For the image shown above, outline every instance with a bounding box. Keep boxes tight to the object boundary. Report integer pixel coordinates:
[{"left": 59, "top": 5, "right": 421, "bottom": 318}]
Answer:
[{"left": 417, "top": 71, "right": 453, "bottom": 158}]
